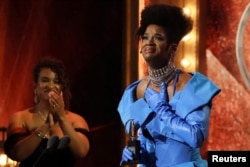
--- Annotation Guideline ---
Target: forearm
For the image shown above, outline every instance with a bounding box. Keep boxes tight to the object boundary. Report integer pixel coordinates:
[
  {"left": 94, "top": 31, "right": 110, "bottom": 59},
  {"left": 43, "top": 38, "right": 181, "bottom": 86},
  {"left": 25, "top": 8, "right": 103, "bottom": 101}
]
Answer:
[
  {"left": 146, "top": 106, "right": 210, "bottom": 147},
  {"left": 8, "top": 124, "right": 49, "bottom": 161},
  {"left": 57, "top": 117, "right": 90, "bottom": 158},
  {"left": 159, "top": 112, "right": 204, "bottom": 147}
]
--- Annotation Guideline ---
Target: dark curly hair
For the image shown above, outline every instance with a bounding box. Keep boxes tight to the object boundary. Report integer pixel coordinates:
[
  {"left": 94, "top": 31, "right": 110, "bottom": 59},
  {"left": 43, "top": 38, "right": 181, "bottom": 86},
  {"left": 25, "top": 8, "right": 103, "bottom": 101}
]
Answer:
[
  {"left": 33, "top": 57, "right": 71, "bottom": 109},
  {"left": 136, "top": 4, "right": 193, "bottom": 44}
]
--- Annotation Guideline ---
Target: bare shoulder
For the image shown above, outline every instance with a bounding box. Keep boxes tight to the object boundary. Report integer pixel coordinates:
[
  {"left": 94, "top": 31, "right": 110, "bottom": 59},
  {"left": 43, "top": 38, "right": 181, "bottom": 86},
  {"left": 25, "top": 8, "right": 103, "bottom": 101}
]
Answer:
[
  {"left": 7, "top": 108, "right": 33, "bottom": 135},
  {"left": 67, "top": 111, "right": 89, "bottom": 131},
  {"left": 9, "top": 108, "right": 32, "bottom": 123}
]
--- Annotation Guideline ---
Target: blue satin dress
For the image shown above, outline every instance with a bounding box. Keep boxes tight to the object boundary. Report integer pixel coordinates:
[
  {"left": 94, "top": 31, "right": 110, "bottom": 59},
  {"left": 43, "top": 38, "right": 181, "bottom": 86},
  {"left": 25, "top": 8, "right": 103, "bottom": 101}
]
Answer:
[{"left": 118, "top": 72, "right": 220, "bottom": 167}]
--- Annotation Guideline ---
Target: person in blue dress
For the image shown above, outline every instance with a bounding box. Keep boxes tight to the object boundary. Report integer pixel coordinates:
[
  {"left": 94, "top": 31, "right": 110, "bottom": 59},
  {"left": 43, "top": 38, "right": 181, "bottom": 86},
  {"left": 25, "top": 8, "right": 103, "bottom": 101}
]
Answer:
[{"left": 118, "top": 4, "right": 221, "bottom": 167}]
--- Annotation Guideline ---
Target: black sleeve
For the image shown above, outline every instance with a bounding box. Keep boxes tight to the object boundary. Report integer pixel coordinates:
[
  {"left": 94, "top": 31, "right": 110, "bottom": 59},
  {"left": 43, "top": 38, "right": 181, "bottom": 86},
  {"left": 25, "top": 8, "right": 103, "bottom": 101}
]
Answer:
[
  {"left": 74, "top": 128, "right": 92, "bottom": 145},
  {"left": 4, "top": 132, "right": 29, "bottom": 156}
]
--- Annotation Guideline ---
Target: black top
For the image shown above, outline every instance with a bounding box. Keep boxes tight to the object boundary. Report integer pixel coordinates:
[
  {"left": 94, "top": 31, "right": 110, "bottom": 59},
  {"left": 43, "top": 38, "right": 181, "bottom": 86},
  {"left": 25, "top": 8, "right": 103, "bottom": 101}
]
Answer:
[{"left": 4, "top": 128, "right": 90, "bottom": 167}]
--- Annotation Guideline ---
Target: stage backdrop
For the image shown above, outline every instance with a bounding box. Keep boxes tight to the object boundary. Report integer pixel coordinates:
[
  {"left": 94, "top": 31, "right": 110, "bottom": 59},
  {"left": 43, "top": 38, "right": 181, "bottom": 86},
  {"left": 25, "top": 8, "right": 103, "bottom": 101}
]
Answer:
[{"left": 206, "top": 0, "right": 250, "bottom": 151}]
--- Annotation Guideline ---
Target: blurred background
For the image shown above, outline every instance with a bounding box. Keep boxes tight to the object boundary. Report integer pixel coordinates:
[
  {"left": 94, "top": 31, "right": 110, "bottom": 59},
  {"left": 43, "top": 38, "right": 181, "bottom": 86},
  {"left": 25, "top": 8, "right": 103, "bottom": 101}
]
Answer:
[{"left": 0, "top": 0, "right": 250, "bottom": 166}]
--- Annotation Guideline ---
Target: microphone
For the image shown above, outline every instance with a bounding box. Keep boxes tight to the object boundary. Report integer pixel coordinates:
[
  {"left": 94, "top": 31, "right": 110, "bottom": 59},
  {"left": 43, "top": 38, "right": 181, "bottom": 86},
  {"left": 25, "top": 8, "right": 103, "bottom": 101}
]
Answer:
[
  {"left": 57, "top": 135, "right": 70, "bottom": 149},
  {"left": 33, "top": 135, "right": 59, "bottom": 167}
]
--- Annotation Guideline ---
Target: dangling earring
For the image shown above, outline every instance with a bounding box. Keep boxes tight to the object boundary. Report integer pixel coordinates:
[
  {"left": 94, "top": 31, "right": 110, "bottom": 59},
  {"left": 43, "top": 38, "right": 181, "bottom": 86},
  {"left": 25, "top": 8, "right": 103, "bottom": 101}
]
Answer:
[
  {"left": 34, "top": 90, "right": 39, "bottom": 104},
  {"left": 34, "top": 95, "right": 38, "bottom": 104}
]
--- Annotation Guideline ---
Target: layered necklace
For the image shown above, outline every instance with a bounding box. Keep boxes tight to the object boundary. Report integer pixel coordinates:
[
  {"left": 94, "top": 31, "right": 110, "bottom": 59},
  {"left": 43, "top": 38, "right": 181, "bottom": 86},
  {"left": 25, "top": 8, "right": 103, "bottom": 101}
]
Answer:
[{"left": 148, "top": 62, "right": 177, "bottom": 86}]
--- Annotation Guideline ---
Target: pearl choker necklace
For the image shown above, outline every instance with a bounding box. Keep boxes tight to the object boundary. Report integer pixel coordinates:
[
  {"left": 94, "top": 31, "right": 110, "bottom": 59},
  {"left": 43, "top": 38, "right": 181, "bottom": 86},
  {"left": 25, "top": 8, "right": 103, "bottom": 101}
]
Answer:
[{"left": 148, "top": 63, "right": 177, "bottom": 86}]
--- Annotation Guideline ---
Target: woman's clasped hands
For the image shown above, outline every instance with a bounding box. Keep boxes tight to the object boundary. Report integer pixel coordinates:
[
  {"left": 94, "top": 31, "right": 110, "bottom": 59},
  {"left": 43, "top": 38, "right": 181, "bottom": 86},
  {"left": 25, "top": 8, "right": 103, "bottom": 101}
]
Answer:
[{"left": 47, "top": 89, "right": 65, "bottom": 124}]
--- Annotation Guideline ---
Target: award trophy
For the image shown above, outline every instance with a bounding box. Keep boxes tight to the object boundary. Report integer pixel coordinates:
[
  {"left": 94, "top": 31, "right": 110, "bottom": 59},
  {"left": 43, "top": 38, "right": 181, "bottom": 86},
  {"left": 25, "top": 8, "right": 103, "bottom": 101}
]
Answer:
[{"left": 122, "top": 119, "right": 141, "bottom": 166}]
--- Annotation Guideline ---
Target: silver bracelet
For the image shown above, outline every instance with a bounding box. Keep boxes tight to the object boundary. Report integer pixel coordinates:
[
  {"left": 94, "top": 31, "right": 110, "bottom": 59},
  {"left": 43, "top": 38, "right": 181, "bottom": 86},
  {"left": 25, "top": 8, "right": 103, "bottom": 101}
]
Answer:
[{"left": 34, "top": 129, "right": 47, "bottom": 139}]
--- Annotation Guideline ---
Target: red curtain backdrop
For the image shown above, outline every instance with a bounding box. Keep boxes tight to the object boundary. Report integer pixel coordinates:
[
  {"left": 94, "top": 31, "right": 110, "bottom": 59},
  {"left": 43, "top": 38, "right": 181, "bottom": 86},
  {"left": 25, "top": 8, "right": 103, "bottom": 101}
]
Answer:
[
  {"left": 0, "top": 1, "right": 123, "bottom": 166},
  {"left": 0, "top": 0, "right": 51, "bottom": 127},
  {"left": 0, "top": 0, "right": 123, "bottom": 127}
]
